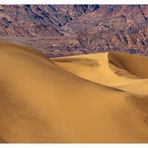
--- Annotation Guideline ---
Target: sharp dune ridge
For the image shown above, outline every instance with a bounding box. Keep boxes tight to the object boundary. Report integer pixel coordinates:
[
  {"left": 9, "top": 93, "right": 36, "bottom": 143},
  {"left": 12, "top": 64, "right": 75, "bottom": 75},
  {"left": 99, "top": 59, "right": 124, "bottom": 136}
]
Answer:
[
  {"left": 53, "top": 52, "right": 148, "bottom": 94},
  {"left": 0, "top": 42, "right": 148, "bottom": 143}
]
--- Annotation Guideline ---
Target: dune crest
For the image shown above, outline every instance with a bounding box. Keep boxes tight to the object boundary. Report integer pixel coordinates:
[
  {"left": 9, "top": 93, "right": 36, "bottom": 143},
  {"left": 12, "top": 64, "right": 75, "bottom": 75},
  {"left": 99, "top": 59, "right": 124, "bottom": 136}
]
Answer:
[
  {"left": 0, "top": 42, "right": 148, "bottom": 142},
  {"left": 53, "top": 52, "right": 148, "bottom": 95}
]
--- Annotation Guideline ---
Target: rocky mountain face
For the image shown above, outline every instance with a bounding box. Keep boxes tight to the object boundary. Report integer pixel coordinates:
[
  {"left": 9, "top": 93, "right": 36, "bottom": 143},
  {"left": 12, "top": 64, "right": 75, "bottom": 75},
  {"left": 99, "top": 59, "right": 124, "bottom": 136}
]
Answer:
[
  {"left": 0, "top": 5, "right": 148, "bottom": 57},
  {"left": 0, "top": 5, "right": 99, "bottom": 37}
]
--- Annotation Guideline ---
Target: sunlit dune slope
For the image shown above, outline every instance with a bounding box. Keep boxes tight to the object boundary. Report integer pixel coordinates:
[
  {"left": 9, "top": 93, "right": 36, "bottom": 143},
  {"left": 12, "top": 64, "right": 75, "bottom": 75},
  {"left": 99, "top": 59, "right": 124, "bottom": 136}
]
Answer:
[
  {"left": 53, "top": 52, "right": 148, "bottom": 96},
  {"left": 53, "top": 52, "right": 139, "bottom": 87},
  {"left": 0, "top": 42, "right": 148, "bottom": 143}
]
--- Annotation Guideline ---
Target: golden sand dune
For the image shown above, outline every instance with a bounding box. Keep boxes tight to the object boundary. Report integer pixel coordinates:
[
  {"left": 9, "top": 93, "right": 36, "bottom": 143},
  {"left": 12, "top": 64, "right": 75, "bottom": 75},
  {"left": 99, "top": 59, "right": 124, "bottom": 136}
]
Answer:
[
  {"left": 53, "top": 52, "right": 137, "bottom": 86},
  {"left": 0, "top": 42, "right": 148, "bottom": 143},
  {"left": 53, "top": 52, "right": 148, "bottom": 96},
  {"left": 108, "top": 52, "right": 148, "bottom": 78}
]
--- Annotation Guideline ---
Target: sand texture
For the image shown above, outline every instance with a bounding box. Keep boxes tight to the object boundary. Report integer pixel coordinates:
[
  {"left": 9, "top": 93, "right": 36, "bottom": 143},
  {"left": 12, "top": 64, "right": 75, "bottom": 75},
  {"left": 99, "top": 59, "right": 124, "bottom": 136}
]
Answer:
[{"left": 0, "top": 42, "right": 148, "bottom": 143}]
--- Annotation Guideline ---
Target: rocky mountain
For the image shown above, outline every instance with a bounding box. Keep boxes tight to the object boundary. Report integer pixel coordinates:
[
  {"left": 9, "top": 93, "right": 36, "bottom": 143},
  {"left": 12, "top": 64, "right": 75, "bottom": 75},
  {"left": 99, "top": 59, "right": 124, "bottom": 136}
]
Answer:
[
  {"left": 0, "top": 5, "right": 147, "bottom": 57},
  {"left": 0, "top": 5, "right": 99, "bottom": 37},
  {"left": 67, "top": 5, "right": 148, "bottom": 53}
]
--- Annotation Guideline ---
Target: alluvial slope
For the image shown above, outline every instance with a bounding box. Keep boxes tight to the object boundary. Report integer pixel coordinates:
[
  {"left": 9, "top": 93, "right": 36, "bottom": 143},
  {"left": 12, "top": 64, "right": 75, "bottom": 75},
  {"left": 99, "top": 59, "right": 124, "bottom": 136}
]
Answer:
[{"left": 0, "top": 42, "right": 148, "bottom": 143}]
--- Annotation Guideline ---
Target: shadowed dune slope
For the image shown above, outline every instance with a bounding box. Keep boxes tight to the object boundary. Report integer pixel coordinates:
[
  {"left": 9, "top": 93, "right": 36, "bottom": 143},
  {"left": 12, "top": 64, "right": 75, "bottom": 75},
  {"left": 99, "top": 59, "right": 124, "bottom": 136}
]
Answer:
[
  {"left": 108, "top": 52, "right": 148, "bottom": 79},
  {"left": 0, "top": 137, "right": 6, "bottom": 143},
  {"left": 0, "top": 42, "right": 148, "bottom": 142}
]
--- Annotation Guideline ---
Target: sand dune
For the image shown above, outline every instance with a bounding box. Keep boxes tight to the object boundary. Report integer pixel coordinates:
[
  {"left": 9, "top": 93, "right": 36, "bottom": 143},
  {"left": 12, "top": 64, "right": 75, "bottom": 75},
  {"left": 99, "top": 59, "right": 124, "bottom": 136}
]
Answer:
[
  {"left": 108, "top": 52, "right": 148, "bottom": 78},
  {"left": 0, "top": 42, "right": 148, "bottom": 143},
  {"left": 0, "top": 137, "right": 6, "bottom": 143},
  {"left": 53, "top": 52, "right": 148, "bottom": 96}
]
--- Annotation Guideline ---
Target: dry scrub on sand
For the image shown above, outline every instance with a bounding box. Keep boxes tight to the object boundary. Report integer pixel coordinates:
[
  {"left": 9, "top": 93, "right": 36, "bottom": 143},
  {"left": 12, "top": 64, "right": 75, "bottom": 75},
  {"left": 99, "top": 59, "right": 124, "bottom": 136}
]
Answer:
[{"left": 0, "top": 42, "right": 148, "bottom": 142}]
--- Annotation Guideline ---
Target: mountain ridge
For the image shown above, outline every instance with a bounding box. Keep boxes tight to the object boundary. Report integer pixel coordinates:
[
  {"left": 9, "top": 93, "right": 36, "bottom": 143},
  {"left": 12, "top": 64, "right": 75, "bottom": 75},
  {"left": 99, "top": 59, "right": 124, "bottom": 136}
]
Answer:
[{"left": 0, "top": 5, "right": 147, "bottom": 57}]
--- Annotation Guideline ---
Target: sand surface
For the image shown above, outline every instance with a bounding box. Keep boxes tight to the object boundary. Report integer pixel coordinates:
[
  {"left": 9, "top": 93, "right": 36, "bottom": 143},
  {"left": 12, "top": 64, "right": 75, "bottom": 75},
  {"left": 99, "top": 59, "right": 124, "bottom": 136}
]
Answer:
[{"left": 0, "top": 42, "right": 148, "bottom": 143}]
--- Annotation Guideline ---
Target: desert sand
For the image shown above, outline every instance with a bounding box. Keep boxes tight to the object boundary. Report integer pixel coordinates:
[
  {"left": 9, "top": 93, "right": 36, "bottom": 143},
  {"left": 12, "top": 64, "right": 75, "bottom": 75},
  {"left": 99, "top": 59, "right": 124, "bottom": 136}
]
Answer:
[{"left": 0, "top": 41, "right": 148, "bottom": 143}]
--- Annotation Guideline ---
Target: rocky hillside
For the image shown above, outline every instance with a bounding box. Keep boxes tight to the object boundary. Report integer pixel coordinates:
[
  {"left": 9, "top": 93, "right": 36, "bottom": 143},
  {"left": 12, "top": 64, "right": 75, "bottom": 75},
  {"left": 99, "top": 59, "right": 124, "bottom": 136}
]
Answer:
[
  {"left": 0, "top": 5, "right": 148, "bottom": 57},
  {"left": 0, "top": 5, "right": 99, "bottom": 37}
]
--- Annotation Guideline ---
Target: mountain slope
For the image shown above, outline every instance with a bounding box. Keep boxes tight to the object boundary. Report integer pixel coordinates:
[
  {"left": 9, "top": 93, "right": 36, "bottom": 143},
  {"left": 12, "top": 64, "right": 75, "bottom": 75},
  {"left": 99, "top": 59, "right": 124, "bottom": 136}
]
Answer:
[
  {"left": 0, "top": 5, "right": 99, "bottom": 37},
  {"left": 0, "top": 5, "right": 147, "bottom": 57}
]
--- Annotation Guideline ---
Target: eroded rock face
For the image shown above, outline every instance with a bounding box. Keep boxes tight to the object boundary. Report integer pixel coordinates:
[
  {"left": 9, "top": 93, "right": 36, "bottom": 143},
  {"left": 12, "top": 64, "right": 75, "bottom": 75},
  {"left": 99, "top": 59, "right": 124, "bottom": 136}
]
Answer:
[
  {"left": 0, "top": 5, "right": 100, "bottom": 37},
  {"left": 65, "top": 5, "right": 148, "bottom": 52},
  {"left": 0, "top": 5, "right": 147, "bottom": 57}
]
